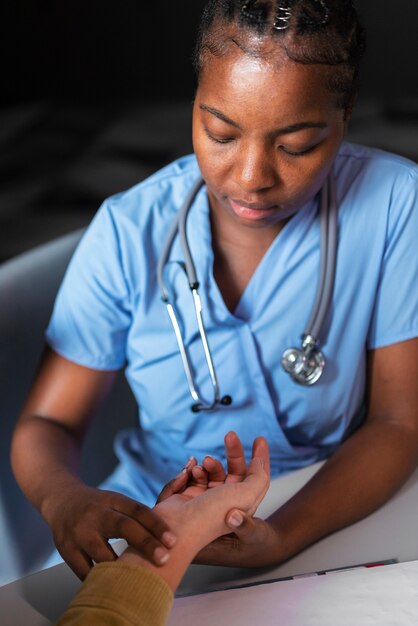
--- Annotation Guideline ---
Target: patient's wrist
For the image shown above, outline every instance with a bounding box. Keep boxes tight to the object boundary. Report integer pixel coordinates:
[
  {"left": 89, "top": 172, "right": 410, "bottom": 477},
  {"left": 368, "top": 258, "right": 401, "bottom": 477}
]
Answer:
[
  {"left": 120, "top": 532, "right": 201, "bottom": 592},
  {"left": 119, "top": 500, "right": 221, "bottom": 591}
]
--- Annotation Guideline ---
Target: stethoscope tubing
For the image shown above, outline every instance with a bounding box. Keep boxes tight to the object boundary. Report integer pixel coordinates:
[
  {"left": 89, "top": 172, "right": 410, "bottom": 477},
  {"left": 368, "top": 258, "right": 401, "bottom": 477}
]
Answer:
[
  {"left": 157, "top": 170, "right": 338, "bottom": 407},
  {"left": 313, "top": 172, "right": 338, "bottom": 341},
  {"left": 157, "top": 177, "right": 221, "bottom": 411},
  {"left": 178, "top": 178, "right": 204, "bottom": 288},
  {"left": 305, "top": 172, "right": 338, "bottom": 341},
  {"left": 157, "top": 177, "right": 204, "bottom": 299}
]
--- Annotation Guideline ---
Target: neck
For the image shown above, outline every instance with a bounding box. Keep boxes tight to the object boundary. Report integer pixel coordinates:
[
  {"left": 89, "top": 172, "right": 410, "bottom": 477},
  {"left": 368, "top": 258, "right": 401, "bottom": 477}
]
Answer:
[
  {"left": 209, "top": 195, "right": 289, "bottom": 313},
  {"left": 209, "top": 195, "right": 287, "bottom": 254}
]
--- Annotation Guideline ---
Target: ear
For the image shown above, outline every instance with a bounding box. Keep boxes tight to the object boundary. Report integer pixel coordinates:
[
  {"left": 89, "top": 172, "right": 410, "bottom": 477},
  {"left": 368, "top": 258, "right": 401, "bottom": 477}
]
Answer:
[
  {"left": 340, "top": 111, "right": 351, "bottom": 140},
  {"left": 343, "top": 106, "right": 353, "bottom": 131}
]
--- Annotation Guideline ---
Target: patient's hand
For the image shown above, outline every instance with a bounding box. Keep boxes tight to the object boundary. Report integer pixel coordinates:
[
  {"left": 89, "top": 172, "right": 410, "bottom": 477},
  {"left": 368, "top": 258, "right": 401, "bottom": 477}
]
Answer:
[
  {"left": 120, "top": 432, "right": 270, "bottom": 591},
  {"left": 157, "top": 431, "right": 263, "bottom": 503}
]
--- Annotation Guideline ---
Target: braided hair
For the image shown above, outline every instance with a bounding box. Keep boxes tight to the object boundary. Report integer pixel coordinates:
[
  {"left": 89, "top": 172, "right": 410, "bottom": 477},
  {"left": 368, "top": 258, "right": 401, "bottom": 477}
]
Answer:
[{"left": 193, "top": 0, "right": 366, "bottom": 111}]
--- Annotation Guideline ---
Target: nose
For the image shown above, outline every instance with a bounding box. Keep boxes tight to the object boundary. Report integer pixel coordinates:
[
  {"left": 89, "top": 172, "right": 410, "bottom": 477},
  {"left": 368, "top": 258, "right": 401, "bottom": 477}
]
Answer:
[{"left": 235, "top": 143, "right": 277, "bottom": 193}]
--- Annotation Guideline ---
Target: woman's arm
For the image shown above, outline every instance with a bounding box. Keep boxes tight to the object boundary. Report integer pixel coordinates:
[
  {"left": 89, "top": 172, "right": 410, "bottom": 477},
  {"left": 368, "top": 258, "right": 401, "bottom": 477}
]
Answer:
[
  {"left": 196, "top": 337, "right": 418, "bottom": 567},
  {"left": 11, "top": 347, "right": 176, "bottom": 579}
]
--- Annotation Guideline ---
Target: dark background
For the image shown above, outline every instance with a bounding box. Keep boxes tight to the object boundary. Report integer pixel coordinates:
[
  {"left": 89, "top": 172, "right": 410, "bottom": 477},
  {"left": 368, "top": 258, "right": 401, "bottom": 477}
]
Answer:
[{"left": 1, "top": 0, "right": 417, "bottom": 262}]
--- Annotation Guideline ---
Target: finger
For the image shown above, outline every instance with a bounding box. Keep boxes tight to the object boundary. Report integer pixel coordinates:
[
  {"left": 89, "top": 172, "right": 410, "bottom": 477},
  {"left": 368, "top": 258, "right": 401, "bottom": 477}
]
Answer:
[
  {"left": 251, "top": 436, "right": 270, "bottom": 478},
  {"left": 190, "top": 464, "right": 209, "bottom": 486},
  {"left": 156, "top": 456, "right": 198, "bottom": 503},
  {"left": 225, "top": 509, "right": 259, "bottom": 542},
  {"left": 182, "top": 465, "right": 210, "bottom": 497},
  {"left": 60, "top": 547, "right": 94, "bottom": 581},
  {"left": 109, "top": 494, "right": 176, "bottom": 548},
  {"left": 183, "top": 456, "right": 198, "bottom": 473},
  {"left": 103, "top": 511, "right": 172, "bottom": 566},
  {"left": 241, "top": 456, "right": 270, "bottom": 513},
  {"left": 224, "top": 431, "right": 247, "bottom": 482},
  {"left": 202, "top": 455, "right": 227, "bottom": 485},
  {"left": 85, "top": 537, "right": 118, "bottom": 565},
  {"left": 156, "top": 468, "right": 188, "bottom": 503}
]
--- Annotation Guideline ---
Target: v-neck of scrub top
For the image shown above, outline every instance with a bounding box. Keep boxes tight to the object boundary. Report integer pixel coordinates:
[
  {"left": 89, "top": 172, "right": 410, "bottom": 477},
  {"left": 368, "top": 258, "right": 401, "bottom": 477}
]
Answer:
[
  {"left": 187, "top": 188, "right": 319, "bottom": 325},
  {"left": 167, "top": 183, "right": 324, "bottom": 462}
]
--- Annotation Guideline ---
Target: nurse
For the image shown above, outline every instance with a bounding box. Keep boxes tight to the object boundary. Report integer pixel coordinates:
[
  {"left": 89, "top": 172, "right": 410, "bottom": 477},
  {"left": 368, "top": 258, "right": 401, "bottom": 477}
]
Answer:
[{"left": 12, "top": 0, "right": 418, "bottom": 579}]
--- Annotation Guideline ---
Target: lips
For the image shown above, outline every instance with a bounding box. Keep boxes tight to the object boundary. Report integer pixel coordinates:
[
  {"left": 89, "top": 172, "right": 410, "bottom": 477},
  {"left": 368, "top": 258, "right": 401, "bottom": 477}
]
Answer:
[{"left": 229, "top": 198, "right": 278, "bottom": 221}]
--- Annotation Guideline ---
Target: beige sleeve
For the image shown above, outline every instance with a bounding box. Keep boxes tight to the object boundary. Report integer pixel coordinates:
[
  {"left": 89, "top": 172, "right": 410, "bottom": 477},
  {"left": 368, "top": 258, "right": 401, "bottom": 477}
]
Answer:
[{"left": 56, "top": 561, "right": 174, "bottom": 626}]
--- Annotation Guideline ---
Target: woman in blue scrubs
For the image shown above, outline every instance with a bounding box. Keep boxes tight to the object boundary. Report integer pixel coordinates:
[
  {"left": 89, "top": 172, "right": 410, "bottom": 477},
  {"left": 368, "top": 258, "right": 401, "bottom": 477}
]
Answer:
[{"left": 12, "top": 0, "right": 418, "bottom": 579}]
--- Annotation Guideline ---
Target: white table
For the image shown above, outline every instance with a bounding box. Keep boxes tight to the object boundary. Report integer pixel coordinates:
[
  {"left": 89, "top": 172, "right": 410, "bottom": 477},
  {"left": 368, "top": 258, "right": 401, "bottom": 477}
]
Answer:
[{"left": 2, "top": 461, "right": 418, "bottom": 626}]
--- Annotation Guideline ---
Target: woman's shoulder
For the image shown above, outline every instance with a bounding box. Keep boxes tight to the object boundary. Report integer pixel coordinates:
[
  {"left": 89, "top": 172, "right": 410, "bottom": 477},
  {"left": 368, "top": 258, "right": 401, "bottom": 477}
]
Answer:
[
  {"left": 104, "top": 154, "right": 200, "bottom": 221},
  {"left": 73, "top": 155, "right": 202, "bottom": 274},
  {"left": 335, "top": 143, "right": 417, "bottom": 246},
  {"left": 335, "top": 142, "right": 417, "bottom": 213},
  {"left": 130, "top": 154, "right": 200, "bottom": 191},
  {"left": 336, "top": 142, "right": 418, "bottom": 181}
]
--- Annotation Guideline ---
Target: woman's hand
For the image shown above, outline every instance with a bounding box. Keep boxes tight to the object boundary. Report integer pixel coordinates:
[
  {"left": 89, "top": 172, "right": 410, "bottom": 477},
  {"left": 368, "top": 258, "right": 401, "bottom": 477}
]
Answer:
[
  {"left": 194, "top": 513, "right": 283, "bottom": 568},
  {"left": 43, "top": 484, "right": 177, "bottom": 580}
]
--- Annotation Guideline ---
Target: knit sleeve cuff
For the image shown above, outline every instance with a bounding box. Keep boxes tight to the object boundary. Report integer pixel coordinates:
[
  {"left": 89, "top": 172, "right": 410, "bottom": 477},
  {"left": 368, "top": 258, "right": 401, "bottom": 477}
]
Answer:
[{"left": 62, "top": 561, "right": 174, "bottom": 626}]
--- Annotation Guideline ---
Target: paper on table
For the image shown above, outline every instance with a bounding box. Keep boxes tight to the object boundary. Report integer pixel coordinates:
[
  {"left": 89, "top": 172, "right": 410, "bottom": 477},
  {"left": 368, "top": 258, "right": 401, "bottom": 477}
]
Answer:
[{"left": 168, "top": 560, "right": 418, "bottom": 626}]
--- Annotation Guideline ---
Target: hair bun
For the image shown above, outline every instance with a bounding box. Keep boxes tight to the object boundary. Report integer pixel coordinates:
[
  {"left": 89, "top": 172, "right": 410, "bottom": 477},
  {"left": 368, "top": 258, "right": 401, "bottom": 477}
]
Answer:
[
  {"left": 299, "top": 0, "right": 330, "bottom": 28},
  {"left": 241, "top": 0, "right": 269, "bottom": 25},
  {"left": 241, "top": 1, "right": 330, "bottom": 31}
]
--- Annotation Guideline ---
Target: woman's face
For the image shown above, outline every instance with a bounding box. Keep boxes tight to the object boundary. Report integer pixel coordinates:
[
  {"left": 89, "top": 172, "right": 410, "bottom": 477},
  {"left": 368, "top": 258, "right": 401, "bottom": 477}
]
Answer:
[{"left": 193, "top": 46, "right": 348, "bottom": 232}]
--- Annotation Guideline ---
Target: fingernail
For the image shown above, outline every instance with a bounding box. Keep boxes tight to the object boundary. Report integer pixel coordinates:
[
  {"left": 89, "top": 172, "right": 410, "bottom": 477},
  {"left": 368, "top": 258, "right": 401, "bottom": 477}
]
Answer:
[
  {"left": 154, "top": 547, "right": 170, "bottom": 564},
  {"left": 175, "top": 468, "right": 188, "bottom": 479},
  {"left": 162, "top": 531, "right": 177, "bottom": 547},
  {"left": 184, "top": 456, "right": 195, "bottom": 470},
  {"left": 228, "top": 511, "right": 243, "bottom": 528}
]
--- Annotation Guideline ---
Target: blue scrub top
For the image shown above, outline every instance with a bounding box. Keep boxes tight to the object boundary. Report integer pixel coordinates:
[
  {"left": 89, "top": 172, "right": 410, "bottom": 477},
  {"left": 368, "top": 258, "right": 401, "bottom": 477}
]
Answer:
[{"left": 46, "top": 142, "right": 418, "bottom": 504}]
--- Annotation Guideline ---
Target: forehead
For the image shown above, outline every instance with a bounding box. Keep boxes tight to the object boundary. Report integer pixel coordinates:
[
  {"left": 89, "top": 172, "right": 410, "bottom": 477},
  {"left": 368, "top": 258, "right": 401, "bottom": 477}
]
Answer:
[{"left": 197, "top": 46, "right": 340, "bottom": 124}]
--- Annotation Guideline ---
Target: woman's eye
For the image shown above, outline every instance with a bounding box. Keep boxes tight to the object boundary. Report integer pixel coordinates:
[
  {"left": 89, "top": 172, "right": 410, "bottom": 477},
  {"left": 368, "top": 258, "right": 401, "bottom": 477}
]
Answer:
[
  {"left": 204, "top": 128, "right": 234, "bottom": 145},
  {"left": 280, "top": 144, "right": 318, "bottom": 157}
]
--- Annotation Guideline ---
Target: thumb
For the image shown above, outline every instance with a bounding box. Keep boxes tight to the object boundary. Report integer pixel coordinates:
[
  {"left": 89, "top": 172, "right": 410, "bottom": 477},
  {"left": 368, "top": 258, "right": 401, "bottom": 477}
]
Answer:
[{"left": 225, "top": 509, "right": 257, "bottom": 541}]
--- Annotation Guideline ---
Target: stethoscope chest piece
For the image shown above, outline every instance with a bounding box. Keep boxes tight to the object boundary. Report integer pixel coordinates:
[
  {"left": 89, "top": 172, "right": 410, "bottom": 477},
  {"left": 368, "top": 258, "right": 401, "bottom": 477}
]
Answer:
[{"left": 281, "top": 335, "right": 325, "bottom": 386}]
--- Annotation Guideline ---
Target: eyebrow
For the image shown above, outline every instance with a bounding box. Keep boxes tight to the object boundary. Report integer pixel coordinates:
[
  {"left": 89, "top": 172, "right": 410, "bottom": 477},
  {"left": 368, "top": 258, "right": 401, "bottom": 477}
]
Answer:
[{"left": 199, "top": 104, "right": 328, "bottom": 134}]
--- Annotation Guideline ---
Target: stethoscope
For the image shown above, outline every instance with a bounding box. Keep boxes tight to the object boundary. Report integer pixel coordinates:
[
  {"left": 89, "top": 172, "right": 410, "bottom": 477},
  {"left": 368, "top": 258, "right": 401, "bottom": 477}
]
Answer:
[{"left": 157, "top": 171, "right": 338, "bottom": 412}]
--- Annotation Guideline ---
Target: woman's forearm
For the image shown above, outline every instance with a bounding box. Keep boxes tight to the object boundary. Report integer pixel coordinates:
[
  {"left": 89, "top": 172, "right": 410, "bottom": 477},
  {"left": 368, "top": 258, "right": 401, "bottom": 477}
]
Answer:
[
  {"left": 269, "top": 419, "right": 418, "bottom": 562},
  {"left": 11, "top": 414, "right": 84, "bottom": 521},
  {"left": 11, "top": 348, "right": 116, "bottom": 523}
]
